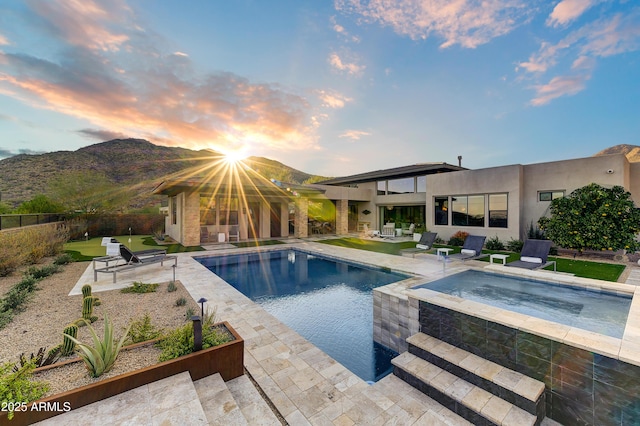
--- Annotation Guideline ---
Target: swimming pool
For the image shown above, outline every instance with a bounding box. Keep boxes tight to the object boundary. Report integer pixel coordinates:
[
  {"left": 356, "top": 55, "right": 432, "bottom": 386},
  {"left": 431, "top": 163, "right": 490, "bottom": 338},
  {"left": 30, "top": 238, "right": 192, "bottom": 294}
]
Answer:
[
  {"left": 196, "top": 249, "right": 408, "bottom": 382},
  {"left": 414, "top": 269, "right": 632, "bottom": 338}
]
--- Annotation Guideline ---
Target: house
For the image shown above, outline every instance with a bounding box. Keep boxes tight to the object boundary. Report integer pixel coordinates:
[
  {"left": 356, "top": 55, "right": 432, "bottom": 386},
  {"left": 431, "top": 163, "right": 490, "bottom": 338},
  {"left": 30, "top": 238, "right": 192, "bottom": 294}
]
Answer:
[{"left": 154, "top": 153, "right": 640, "bottom": 246}]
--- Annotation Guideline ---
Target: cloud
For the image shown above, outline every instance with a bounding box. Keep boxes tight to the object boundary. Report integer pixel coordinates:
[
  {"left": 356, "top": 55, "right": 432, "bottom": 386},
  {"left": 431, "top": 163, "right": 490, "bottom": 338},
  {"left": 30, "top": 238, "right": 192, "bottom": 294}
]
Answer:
[
  {"left": 25, "top": 0, "right": 132, "bottom": 52},
  {"left": 547, "top": 0, "right": 599, "bottom": 27},
  {"left": 0, "top": 0, "right": 330, "bottom": 155},
  {"left": 339, "top": 130, "right": 371, "bottom": 141},
  {"left": 317, "top": 90, "right": 352, "bottom": 109},
  {"left": 335, "top": 0, "right": 533, "bottom": 49},
  {"left": 530, "top": 73, "right": 590, "bottom": 105},
  {"left": 330, "top": 15, "right": 360, "bottom": 43},
  {"left": 0, "top": 33, "right": 9, "bottom": 46},
  {"left": 522, "top": 11, "right": 640, "bottom": 105},
  {"left": 0, "top": 147, "right": 47, "bottom": 159},
  {"left": 328, "top": 52, "right": 365, "bottom": 76},
  {"left": 78, "top": 129, "right": 131, "bottom": 141}
]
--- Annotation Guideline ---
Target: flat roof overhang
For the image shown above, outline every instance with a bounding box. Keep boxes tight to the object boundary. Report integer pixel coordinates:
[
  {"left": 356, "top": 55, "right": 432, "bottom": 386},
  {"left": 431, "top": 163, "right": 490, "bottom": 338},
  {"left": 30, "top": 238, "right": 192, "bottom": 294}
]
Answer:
[
  {"left": 153, "top": 178, "right": 326, "bottom": 198},
  {"left": 318, "top": 163, "right": 466, "bottom": 186}
]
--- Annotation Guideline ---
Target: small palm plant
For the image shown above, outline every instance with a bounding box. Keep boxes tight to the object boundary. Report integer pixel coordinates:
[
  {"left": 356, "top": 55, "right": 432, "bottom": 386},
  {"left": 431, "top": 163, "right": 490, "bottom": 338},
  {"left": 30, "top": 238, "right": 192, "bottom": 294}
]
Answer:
[{"left": 63, "top": 312, "right": 131, "bottom": 378}]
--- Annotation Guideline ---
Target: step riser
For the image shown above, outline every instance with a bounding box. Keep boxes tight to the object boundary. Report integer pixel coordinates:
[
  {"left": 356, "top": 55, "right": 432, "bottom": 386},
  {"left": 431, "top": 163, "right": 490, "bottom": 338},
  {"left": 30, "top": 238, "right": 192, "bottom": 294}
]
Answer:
[
  {"left": 394, "top": 365, "right": 499, "bottom": 426},
  {"left": 408, "top": 342, "right": 544, "bottom": 420}
]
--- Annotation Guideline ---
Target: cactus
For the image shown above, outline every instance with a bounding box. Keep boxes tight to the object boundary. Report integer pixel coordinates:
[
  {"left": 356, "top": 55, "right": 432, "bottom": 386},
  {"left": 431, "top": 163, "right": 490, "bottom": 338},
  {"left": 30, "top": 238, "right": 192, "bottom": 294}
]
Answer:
[
  {"left": 82, "top": 285, "right": 101, "bottom": 305},
  {"left": 81, "top": 284, "right": 92, "bottom": 298},
  {"left": 62, "top": 324, "right": 78, "bottom": 356},
  {"left": 82, "top": 296, "right": 94, "bottom": 321}
]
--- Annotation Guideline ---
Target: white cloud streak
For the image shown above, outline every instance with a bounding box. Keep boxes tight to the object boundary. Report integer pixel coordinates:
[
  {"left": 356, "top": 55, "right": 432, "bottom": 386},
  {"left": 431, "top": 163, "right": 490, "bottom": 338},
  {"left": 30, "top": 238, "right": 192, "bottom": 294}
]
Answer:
[
  {"left": 547, "top": 0, "right": 600, "bottom": 27},
  {"left": 335, "top": 0, "right": 533, "bottom": 48}
]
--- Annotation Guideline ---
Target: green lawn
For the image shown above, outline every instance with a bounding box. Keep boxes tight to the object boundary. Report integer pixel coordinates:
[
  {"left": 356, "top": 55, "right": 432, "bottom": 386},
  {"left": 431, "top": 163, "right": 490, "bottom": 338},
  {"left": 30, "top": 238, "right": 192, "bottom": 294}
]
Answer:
[
  {"left": 318, "top": 238, "right": 626, "bottom": 282},
  {"left": 64, "top": 235, "right": 204, "bottom": 261}
]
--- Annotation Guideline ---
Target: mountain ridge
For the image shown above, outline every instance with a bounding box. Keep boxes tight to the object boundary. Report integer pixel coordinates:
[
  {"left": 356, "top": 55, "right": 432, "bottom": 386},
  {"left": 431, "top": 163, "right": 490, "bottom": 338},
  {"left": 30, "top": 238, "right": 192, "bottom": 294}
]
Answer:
[{"left": 0, "top": 139, "right": 324, "bottom": 209}]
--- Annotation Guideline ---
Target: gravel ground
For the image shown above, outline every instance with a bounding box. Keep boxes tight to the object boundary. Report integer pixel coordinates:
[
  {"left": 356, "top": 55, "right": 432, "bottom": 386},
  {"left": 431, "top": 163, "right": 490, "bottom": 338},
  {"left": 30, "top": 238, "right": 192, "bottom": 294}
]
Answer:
[{"left": 0, "top": 259, "right": 200, "bottom": 396}]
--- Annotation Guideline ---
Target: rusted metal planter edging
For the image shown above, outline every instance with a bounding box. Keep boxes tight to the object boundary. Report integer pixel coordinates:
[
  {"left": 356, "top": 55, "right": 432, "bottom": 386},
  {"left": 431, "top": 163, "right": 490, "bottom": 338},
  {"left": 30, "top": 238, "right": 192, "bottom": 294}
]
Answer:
[{"left": 4, "top": 321, "right": 243, "bottom": 426}]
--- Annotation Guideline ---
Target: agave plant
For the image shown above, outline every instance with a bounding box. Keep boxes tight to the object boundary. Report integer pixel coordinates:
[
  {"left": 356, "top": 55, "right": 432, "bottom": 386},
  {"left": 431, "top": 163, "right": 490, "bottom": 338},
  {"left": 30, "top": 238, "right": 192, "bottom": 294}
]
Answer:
[{"left": 63, "top": 312, "right": 131, "bottom": 378}]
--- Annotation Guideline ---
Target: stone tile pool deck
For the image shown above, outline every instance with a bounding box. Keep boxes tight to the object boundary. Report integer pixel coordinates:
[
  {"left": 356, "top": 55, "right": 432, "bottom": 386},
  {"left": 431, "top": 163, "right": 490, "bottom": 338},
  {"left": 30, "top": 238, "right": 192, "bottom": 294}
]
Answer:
[{"left": 66, "top": 240, "right": 639, "bottom": 425}]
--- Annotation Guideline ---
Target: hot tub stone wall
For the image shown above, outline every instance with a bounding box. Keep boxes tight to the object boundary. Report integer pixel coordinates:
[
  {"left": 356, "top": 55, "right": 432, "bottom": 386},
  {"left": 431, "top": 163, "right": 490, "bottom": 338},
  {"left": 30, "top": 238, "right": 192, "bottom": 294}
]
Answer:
[
  {"left": 373, "top": 287, "right": 419, "bottom": 353},
  {"left": 419, "top": 300, "right": 640, "bottom": 426}
]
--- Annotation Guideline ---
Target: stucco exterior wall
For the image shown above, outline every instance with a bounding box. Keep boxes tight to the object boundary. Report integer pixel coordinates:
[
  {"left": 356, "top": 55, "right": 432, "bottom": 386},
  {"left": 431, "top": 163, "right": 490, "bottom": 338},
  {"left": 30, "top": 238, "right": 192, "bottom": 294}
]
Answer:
[
  {"left": 629, "top": 162, "right": 640, "bottom": 206},
  {"left": 426, "top": 165, "right": 523, "bottom": 241},
  {"left": 522, "top": 154, "right": 629, "bottom": 235}
]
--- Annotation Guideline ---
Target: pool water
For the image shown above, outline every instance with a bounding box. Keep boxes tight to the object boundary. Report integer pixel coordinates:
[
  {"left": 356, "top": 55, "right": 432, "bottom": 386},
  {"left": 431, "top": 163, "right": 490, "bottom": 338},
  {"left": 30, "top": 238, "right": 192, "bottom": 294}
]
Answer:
[
  {"left": 196, "top": 249, "right": 407, "bottom": 382},
  {"left": 415, "top": 270, "right": 631, "bottom": 338}
]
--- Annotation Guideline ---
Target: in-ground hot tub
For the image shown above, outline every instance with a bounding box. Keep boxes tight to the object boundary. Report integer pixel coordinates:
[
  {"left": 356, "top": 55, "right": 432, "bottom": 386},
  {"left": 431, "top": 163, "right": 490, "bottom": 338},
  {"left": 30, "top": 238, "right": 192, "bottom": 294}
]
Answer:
[{"left": 407, "top": 267, "right": 640, "bottom": 425}]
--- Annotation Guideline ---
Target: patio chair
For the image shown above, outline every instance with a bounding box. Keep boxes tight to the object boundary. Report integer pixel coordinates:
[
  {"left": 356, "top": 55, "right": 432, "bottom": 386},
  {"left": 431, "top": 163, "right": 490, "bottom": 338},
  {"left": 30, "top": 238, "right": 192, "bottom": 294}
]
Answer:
[
  {"left": 381, "top": 224, "right": 395, "bottom": 239},
  {"left": 416, "top": 232, "right": 437, "bottom": 250},
  {"left": 402, "top": 223, "right": 415, "bottom": 236},
  {"left": 200, "top": 226, "right": 211, "bottom": 243},
  {"left": 228, "top": 225, "right": 240, "bottom": 242},
  {"left": 448, "top": 235, "right": 488, "bottom": 261},
  {"left": 505, "top": 239, "right": 556, "bottom": 271},
  {"left": 94, "top": 244, "right": 177, "bottom": 283}
]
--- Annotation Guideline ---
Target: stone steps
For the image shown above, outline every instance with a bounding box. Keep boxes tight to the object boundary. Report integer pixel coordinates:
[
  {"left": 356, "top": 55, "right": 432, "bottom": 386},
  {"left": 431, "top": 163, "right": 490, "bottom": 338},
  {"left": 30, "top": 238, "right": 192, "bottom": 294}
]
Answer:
[
  {"left": 194, "top": 373, "right": 282, "bottom": 425},
  {"left": 34, "top": 372, "right": 281, "bottom": 425},
  {"left": 392, "top": 332, "right": 546, "bottom": 426}
]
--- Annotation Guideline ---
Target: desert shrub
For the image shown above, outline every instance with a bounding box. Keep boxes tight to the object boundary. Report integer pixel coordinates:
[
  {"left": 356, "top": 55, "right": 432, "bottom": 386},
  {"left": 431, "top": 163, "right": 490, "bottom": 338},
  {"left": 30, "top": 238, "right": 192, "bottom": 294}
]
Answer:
[
  {"left": 448, "top": 231, "right": 469, "bottom": 246},
  {"left": 54, "top": 253, "right": 74, "bottom": 265},
  {"left": 485, "top": 236, "right": 505, "bottom": 251},
  {"left": 14, "top": 275, "right": 38, "bottom": 293},
  {"left": 12, "top": 346, "right": 62, "bottom": 372},
  {"left": 0, "top": 288, "right": 31, "bottom": 312},
  {"left": 157, "top": 310, "right": 231, "bottom": 362},
  {"left": 0, "top": 311, "right": 14, "bottom": 329},
  {"left": 184, "top": 307, "right": 196, "bottom": 320},
  {"left": 24, "top": 264, "right": 61, "bottom": 280},
  {"left": 0, "top": 224, "right": 68, "bottom": 275},
  {"left": 120, "top": 281, "right": 159, "bottom": 294},
  {"left": 175, "top": 297, "right": 187, "bottom": 307},
  {"left": 527, "top": 221, "right": 546, "bottom": 240},
  {"left": 0, "top": 232, "right": 26, "bottom": 277},
  {"left": 125, "top": 313, "right": 163, "bottom": 344},
  {"left": 0, "top": 360, "right": 49, "bottom": 420},
  {"left": 507, "top": 238, "right": 524, "bottom": 253},
  {"left": 167, "top": 281, "right": 177, "bottom": 292}
]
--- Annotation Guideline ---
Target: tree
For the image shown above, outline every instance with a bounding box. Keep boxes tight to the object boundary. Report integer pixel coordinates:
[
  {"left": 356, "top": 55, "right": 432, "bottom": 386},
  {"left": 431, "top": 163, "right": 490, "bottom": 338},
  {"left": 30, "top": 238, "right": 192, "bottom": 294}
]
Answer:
[
  {"left": 14, "top": 195, "right": 65, "bottom": 214},
  {"left": 538, "top": 183, "right": 640, "bottom": 253},
  {"left": 48, "top": 171, "right": 130, "bottom": 214}
]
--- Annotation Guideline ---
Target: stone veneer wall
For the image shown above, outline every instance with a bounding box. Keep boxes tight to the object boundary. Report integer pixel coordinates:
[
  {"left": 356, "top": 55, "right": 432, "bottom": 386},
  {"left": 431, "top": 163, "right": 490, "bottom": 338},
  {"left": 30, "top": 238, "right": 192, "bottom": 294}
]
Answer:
[
  {"left": 373, "top": 287, "right": 419, "bottom": 353},
  {"left": 419, "top": 300, "right": 640, "bottom": 425}
]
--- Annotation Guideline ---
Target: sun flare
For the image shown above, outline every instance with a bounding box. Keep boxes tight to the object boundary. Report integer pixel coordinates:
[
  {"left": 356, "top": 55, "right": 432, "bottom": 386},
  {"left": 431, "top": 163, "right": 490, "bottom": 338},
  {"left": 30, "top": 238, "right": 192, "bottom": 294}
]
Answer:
[{"left": 222, "top": 150, "right": 247, "bottom": 165}]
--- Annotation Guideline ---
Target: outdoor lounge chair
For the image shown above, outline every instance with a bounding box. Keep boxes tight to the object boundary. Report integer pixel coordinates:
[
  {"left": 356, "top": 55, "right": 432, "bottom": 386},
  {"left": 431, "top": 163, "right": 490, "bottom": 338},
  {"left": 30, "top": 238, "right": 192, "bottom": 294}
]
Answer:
[
  {"left": 448, "top": 235, "right": 488, "bottom": 261},
  {"left": 93, "top": 244, "right": 177, "bottom": 283},
  {"left": 416, "top": 232, "right": 437, "bottom": 250},
  {"left": 505, "top": 239, "right": 556, "bottom": 271}
]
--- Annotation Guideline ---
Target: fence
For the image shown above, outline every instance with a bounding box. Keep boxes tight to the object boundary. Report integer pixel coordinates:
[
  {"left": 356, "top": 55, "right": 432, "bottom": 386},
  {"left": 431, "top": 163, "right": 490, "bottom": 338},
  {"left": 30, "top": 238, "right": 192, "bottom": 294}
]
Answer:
[{"left": 0, "top": 214, "right": 64, "bottom": 230}]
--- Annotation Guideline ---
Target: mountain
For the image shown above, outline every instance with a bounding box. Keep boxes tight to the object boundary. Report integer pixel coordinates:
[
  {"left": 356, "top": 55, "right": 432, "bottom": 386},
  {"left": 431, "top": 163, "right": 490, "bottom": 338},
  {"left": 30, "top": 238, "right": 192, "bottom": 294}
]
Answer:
[
  {"left": 0, "top": 139, "right": 326, "bottom": 209},
  {"left": 593, "top": 144, "right": 640, "bottom": 162}
]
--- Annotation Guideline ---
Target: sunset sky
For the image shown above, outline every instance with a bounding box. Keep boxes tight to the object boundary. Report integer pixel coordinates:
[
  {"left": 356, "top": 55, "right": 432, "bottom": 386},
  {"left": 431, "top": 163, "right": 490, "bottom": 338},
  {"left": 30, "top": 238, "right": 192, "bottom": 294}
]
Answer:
[{"left": 0, "top": 1, "right": 639, "bottom": 176}]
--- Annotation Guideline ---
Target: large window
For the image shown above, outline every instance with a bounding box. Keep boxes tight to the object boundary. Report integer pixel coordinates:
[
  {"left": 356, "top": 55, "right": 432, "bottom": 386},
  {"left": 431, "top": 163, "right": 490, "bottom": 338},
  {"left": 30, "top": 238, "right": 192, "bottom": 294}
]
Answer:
[
  {"left": 416, "top": 176, "right": 426, "bottom": 193},
  {"left": 218, "top": 197, "right": 238, "bottom": 225},
  {"left": 377, "top": 181, "right": 386, "bottom": 195},
  {"left": 452, "top": 195, "right": 484, "bottom": 227},
  {"left": 200, "top": 195, "right": 216, "bottom": 225},
  {"left": 387, "top": 178, "right": 415, "bottom": 194},
  {"left": 435, "top": 197, "right": 448, "bottom": 225},
  {"left": 488, "top": 194, "right": 508, "bottom": 228}
]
